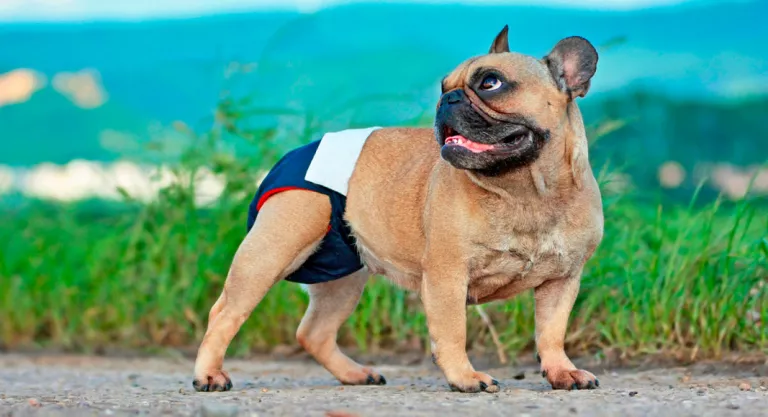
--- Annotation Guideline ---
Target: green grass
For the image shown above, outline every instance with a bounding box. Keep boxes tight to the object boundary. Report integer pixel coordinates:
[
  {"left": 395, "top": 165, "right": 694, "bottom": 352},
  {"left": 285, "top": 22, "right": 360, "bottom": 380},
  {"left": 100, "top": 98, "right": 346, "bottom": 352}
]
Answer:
[{"left": 1, "top": 116, "right": 766, "bottom": 362}]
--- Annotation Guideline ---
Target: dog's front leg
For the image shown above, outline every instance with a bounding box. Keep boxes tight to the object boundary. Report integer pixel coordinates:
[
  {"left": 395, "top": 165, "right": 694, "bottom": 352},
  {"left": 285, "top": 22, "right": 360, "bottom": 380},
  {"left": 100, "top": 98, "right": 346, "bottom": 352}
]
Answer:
[
  {"left": 534, "top": 273, "right": 599, "bottom": 390},
  {"left": 421, "top": 267, "right": 500, "bottom": 393}
]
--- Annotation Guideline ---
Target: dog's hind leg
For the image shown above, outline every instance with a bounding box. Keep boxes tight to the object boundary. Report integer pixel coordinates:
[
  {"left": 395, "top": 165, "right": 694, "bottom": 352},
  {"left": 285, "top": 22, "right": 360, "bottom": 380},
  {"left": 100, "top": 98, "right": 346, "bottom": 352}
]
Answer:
[
  {"left": 193, "top": 190, "right": 331, "bottom": 392},
  {"left": 296, "top": 269, "right": 386, "bottom": 385}
]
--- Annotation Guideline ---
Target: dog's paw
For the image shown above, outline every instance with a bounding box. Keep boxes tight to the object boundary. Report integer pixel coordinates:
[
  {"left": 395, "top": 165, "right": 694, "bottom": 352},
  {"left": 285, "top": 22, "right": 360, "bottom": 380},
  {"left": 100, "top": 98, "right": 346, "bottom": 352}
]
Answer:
[
  {"left": 339, "top": 367, "right": 387, "bottom": 386},
  {"left": 192, "top": 370, "right": 233, "bottom": 392},
  {"left": 447, "top": 371, "right": 500, "bottom": 393},
  {"left": 542, "top": 367, "right": 598, "bottom": 390}
]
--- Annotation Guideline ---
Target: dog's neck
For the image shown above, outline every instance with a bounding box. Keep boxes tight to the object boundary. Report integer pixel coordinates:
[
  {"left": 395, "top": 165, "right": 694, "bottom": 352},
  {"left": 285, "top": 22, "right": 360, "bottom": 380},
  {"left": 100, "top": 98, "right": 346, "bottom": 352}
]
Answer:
[
  {"left": 466, "top": 159, "right": 565, "bottom": 203},
  {"left": 465, "top": 104, "right": 591, "bottom": 203}
]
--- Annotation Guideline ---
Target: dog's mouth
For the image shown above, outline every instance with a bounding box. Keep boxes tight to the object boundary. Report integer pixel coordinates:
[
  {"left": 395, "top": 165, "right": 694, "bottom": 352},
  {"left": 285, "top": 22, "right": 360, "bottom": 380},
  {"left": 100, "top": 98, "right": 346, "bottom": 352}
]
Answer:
[{"left": 441, "top": 126, "right": 532, "bottom": 154}]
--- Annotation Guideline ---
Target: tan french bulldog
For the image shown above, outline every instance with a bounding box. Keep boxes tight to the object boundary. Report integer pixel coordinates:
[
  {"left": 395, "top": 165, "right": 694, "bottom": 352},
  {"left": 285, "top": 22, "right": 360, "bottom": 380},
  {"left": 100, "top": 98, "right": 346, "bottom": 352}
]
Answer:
[{"left": 193, "top": 25, "right": 603, "bottom": 394}]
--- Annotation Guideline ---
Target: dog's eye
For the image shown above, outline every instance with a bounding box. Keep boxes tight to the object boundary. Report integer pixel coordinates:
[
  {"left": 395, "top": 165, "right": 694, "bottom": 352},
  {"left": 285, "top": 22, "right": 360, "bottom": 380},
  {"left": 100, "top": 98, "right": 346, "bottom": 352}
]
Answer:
[{"left": 479, "top": 75, "right": 502, "bottom": 91}]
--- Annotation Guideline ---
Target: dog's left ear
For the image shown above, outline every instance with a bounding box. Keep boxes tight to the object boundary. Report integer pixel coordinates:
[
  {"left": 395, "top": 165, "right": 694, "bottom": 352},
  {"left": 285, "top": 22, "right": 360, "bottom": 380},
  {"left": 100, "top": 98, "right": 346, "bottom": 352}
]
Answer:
[
  {"left": 488, "top": 25, "right": 510, "bottom": 54},
  {"left": 544, "top": 36, "right": 598, "bottom": 99}
]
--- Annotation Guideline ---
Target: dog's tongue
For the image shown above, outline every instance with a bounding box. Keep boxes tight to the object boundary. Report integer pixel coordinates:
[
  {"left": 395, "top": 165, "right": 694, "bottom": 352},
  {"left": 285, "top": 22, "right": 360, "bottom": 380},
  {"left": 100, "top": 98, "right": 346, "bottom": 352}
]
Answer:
[{"left": 445, "top": 135, "right": 496, "bottom": 153}]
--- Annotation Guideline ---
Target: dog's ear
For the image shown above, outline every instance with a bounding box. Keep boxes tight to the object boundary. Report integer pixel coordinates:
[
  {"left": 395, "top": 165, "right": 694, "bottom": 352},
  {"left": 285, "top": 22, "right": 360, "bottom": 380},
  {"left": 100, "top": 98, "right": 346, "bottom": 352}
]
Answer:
[
  {"left": 544, "top": 36, "right": 598, "bottom": 99},
  {"left": 488, "top": 25, "right": 510, "bottom": 54}
]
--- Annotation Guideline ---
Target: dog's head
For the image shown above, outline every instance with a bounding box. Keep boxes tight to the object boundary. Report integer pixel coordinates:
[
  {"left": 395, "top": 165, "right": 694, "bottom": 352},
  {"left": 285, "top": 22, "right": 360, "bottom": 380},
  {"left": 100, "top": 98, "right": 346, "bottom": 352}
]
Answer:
[{"left": 435, "top": 26, "right": 598, "bottom": 175}]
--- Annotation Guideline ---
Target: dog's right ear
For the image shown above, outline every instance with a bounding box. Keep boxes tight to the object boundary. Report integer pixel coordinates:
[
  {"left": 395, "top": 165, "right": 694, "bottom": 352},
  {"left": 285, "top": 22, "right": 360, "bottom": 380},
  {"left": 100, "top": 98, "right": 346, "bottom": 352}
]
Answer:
[{"left": 488, "top": 25, "right": 510, "bottom": 54}]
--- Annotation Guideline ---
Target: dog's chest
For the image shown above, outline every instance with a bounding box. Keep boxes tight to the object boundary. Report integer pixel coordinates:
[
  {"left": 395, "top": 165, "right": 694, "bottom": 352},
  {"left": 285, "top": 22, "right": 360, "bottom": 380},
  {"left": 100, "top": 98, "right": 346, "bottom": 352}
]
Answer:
[
  {"left": 475, "top": 230, "right": 574, "bottom": 275},
  {"left": 466, "top": 222, "right": 587, "bottom": 302}
]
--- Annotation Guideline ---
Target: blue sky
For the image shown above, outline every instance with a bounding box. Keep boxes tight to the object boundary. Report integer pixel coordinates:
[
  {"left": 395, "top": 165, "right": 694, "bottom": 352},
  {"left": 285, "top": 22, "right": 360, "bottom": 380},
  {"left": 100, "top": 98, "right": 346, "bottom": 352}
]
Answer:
[{"left": 0, "top": 0, "right": 709, "bottom": 21}]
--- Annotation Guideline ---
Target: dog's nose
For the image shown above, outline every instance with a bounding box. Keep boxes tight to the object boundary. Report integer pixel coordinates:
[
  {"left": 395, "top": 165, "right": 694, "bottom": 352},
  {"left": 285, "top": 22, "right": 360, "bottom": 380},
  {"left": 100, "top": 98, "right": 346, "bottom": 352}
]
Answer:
[{"left": 441, "top": 89, "right": 464, "bottom": 105}]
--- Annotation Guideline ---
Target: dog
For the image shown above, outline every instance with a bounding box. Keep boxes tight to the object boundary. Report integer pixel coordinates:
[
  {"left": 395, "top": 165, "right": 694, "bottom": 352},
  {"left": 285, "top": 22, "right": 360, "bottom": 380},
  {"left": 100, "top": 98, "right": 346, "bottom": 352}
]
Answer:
[{"left": 193, "top": 25, "right": 603, "bottom": 394}]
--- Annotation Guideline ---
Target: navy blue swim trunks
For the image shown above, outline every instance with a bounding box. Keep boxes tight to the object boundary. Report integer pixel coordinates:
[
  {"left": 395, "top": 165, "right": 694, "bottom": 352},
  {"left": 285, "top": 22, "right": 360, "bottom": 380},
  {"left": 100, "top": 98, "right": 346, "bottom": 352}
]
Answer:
[{"left": 246, "top": 137, "right": 368, "bottom": 285}]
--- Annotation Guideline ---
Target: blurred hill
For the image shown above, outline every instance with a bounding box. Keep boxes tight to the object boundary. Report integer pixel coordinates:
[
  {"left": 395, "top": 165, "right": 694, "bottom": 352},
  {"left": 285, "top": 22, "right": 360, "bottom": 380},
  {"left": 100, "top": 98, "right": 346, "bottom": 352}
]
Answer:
[{"left": 0, "top": 0, "right": 766, "bottom": 182}]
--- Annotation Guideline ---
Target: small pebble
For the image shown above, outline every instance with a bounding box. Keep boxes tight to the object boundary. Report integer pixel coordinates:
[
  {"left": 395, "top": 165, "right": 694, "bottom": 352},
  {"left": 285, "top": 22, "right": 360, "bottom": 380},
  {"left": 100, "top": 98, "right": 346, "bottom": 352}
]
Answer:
[
  {"left": 725, "top": 403, "right": 740, "bottom": 410},
  {"left": 261, "top": 388, "right": 269, "bottom": 393},
  {"left": 27, "top": 398, "right": 41, "bottom": 407},
  {"left": 629, "top": 391, "right": 638, "bottom": 397},
  {"left": 738, "top": 382, "right": 751, "bottom": 391},
  {"left": 680, "top": 375, "right": 691, "bottom": 383},
  {"left": 513, "top": 372, "right": 526, "bottom": 380}
]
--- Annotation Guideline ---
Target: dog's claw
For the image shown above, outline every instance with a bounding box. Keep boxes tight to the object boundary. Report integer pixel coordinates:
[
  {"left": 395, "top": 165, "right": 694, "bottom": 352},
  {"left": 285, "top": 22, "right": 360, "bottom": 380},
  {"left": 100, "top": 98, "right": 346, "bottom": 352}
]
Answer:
[
  {"left": 448, "top": 376, "right": 498, "bottom": 393},
  {"left": 192, "top": 372, "right": 232, "bottom": 393},
  {"left": 363, "top": 374, "right": 386, "bottom": 385},
  {"left": 192, "top": 379, "right": 209, "bottom": 392},
  {"left": 543, "top": 368, "right": 598, "bottom": 391}
]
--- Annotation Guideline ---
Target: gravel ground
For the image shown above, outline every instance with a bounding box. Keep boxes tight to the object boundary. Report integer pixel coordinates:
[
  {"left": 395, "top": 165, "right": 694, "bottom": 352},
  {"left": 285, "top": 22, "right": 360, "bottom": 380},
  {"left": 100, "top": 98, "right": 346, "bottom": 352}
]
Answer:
[{"left": 1, "top": 353, "right": 767, "bottom": 417}]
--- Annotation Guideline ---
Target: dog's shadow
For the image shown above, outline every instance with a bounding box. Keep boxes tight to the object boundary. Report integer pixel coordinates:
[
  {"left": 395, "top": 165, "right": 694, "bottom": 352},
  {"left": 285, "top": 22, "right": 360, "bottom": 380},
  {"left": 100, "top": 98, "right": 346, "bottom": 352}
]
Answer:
[{"left": 236, "top": 376, "right": 552, "bottom": 394}]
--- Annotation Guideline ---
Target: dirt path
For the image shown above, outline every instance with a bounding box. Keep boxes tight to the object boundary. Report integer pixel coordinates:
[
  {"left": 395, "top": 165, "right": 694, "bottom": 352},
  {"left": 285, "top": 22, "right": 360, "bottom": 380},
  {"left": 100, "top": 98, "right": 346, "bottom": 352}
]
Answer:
[{"left": 1, "top": 353, "right": 767, "bottom": 416}]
